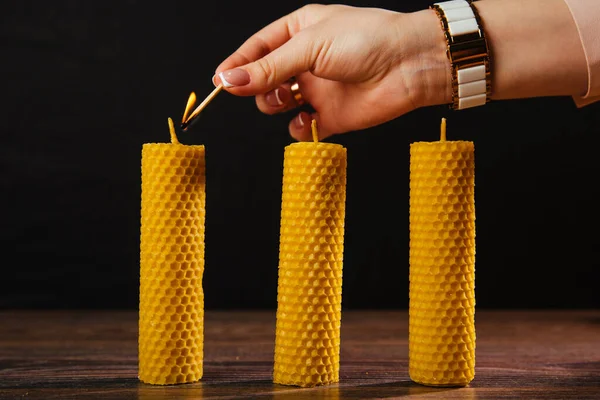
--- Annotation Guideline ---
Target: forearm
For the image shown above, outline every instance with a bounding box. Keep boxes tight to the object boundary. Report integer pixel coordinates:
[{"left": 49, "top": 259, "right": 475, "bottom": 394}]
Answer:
[{"left": 475, "top": 0, "right": 588, "bottom": 100}]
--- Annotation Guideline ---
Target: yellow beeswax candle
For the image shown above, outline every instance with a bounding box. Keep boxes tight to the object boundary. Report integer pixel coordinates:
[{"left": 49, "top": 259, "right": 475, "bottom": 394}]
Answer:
[
  {"left": 139, "top": 118, "right": 206, "bottom": 385},
  {"left": 409, "top": 118, "right": 475, "bottom": 387},
  {"left": 274, "top": 120, "right": 347, "bottom": 388}
]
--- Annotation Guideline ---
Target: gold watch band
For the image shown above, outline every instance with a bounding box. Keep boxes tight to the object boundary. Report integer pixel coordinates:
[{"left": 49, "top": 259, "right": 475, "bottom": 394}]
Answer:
[{"left": 431, "top": 0, "right": 491, "bottom": 110}]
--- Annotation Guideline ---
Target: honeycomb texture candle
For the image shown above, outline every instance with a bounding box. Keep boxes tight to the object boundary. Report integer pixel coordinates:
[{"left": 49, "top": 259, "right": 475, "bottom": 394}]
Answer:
[
  {"left": 274, "top": 121, "right": 347, "bottom": 388},
  {"left": 139, "top": 119, "right": 206, "bottom": 385},
  {"left": 409, "top": 119, "right": 475, "bottom": 387}
]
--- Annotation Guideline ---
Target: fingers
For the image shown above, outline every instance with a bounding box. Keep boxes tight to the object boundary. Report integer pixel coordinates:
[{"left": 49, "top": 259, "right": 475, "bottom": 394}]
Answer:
[
  {"left": 289, "top": 111, "right": 337, "bottom": 142},
  {"left": 215, "top": 4, "right": 326, "bottom": 73},
  {"left": 214, "top": 5, "right": 329, "bottom": 96},
  {"left": 255, "top": 80, "right": 304, "bottom": 115},
  {"left": 215, "top": 32, "right": 315, "bottom": 96},
  {"left": 215, "top": 11, "right": 302, "bottom": 74},
  {"left": 289, "top": 112, "right": 313, "bottom": 142}
]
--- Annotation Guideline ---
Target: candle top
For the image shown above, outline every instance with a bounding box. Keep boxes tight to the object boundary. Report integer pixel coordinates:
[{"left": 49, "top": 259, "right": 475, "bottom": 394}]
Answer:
[
  {"left": 411, "top": 118, "right": 473, "bottom": 146},
  {"left": 287, "top": 141, "right": 345, "bottom": 148},
  {"left": 286, "top": 119, "right": 345, "bottom": 150},
  {"left": 142, "top": 118, "right": 205, "bottom": 149}
]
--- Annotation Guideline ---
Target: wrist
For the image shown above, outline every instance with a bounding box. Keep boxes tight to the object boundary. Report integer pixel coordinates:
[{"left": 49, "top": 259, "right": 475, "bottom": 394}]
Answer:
[{"left": 399, "top": 9, "right": 454, "bottom": 109}]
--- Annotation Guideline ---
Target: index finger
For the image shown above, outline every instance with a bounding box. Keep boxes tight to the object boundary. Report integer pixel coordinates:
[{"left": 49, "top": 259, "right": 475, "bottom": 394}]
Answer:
[{"left": 214, "top": 4, "right": 324, "bottom": 74}]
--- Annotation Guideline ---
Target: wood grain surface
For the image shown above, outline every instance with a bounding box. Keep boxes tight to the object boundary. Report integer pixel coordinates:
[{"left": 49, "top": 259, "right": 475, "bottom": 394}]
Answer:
[{"left": 0, "top": 310, "right": 599, "bottom": 399}]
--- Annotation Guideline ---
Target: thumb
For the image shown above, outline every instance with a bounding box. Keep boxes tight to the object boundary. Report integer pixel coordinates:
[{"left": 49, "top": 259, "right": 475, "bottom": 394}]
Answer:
[{"left": 216, "top": 32, "right": 316, "bottom": 96}]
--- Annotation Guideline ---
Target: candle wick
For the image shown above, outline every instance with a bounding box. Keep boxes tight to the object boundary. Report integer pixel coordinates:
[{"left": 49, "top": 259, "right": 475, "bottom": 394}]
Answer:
[
  {"left": 311, "top": 119, "right": 319, "bottom": 143},
  {"left": 440, "top": 117, "right": 447, "bottom": 142},
  {"left": 168, "top": 117, "right": 180, "bottom": 144}
]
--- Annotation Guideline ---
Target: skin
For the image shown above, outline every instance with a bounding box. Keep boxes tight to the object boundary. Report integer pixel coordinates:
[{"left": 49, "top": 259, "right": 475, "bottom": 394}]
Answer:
[{"left": 214, "top": 0, "right": 588, "bottom": 141}]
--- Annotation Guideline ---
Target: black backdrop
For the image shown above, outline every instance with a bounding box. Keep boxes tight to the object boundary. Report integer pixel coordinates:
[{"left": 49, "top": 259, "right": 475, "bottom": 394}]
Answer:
[{"left": 3, "top": 0, "right": 599, "bottom": 310}]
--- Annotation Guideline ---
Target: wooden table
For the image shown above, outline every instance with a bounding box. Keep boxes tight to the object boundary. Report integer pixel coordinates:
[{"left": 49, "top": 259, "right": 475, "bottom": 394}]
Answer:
[{"left": 0, "top": 310, "right": 599, "bottom": 399}]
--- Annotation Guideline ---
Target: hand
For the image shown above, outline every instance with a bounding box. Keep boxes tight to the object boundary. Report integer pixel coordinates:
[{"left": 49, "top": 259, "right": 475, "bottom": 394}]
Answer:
[{"left": 214, "top": 4, "right": 451, "bottom": 141}]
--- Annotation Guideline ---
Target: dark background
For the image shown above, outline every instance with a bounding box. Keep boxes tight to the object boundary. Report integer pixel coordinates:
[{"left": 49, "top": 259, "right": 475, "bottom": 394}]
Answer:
[{"left": 2, "top": 0, "right": 599, "bottom": 310}]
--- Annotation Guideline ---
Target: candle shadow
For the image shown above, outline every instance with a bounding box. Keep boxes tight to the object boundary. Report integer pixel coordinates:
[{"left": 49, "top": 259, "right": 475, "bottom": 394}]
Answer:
[
  {"left": 190, "top": 380, "right": 469, "bottom": 399},
  {"left": 337, "top": 380, "right": 470, "bottom": 400},
  {"left": 0, "top": 377, "right": 138, "bottom": 390}
]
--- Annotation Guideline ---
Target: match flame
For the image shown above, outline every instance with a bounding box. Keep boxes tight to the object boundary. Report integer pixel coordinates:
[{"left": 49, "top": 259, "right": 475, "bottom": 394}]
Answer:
[
  {"left": 182, "top": 92, "right": 197, "bottom": 123},
  {"left": 181, "top": 84, "right": 224, "bottom": 131}
]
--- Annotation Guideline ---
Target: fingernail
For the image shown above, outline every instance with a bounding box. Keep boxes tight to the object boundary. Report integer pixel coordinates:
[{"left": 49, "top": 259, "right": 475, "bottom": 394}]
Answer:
[
  {"left": 212, "top": 74, "right": 218, "bottom": 87},
  {"left": 294, "top": 113, "right": 305, "bottom": 129},
  {"left": 265, "top": 88, "right": 289, "bottom": 107},
  {"left": 219, "top": 69, "right": 250, "bottom": 88}
]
